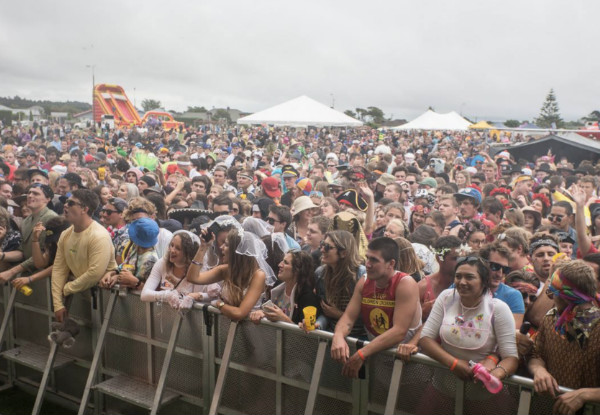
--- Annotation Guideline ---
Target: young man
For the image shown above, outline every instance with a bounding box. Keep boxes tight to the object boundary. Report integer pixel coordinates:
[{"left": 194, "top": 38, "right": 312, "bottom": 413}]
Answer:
[
  {"left": 454, "top": 187, "right": 481, "bottom": 222},
  {"left": 479, "top": 243, "right": 525, "bottom": 327},
  {"left": 438, "top": 194, "right": 460, "bottom": 228},
  {"left": 548, "top": 201, "right": 577, "bottom": 258},
  {"left": 511, "top": 175, "right": 534, "bottom": 208},
  {"left": 331, "top": 237, "right": 421, "bottom": 378},
  {"left": 267, "top": 205, "right": 300, "bottom": 250},
  {"left": 52, "top": 189, "right": 117, "bottom": 322},
  {"left": 0, "top": 184, "right": 57, "bottom": 280},
  {"left": 303, "top": 216, "right": 331, "bottom": 265}
]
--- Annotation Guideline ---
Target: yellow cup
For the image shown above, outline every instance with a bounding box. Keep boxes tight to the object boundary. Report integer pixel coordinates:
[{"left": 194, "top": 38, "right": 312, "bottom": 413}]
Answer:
[
  {"left": 20, "top": 285, "right": 33, "bottom": 296},
  {"left": 303, "top": 306, "right": 317, "bottom": 331}
]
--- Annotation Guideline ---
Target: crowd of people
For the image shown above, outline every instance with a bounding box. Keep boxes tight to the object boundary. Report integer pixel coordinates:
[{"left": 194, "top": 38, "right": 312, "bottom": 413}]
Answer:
[{"left": 1, "top": 119, "right": 600, "bottom": 414}]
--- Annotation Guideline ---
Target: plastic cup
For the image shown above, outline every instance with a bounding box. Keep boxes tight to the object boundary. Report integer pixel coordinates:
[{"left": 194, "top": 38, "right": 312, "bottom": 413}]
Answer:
[
  {"left": 303, "top": 306, "right": 317, "bottom": 331},
  {"left": 20, "top": 285, "right": 33, "bottom": 296}
]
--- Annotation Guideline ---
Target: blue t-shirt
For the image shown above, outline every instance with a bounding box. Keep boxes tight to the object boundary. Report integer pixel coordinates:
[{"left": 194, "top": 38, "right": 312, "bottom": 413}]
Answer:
[{"left": 493, "top": 283, "right": 525, "bottom": 314}]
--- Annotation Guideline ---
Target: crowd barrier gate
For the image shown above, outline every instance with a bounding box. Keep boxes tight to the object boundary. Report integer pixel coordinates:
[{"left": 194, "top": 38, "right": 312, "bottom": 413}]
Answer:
[{"left": 0, "top": 280, "right": 597, "bottom": 415}]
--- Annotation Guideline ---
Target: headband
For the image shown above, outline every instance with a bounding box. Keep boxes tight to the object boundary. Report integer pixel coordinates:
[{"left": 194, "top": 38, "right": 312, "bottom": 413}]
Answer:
[
  {"left": 238, "top": 173, "right": 253, "bottom": 180},
  {"left": 529, "top": 239, "right": 559, "bottom": 255},
  {"left": 30, "top": 183, "right": 54, "bottom": 200},
  {"left": 509, "top": 281, "right": 538, "bottom": 295},
  {"left": 177, "top": 161, "right": 191, "bottom": 166},
  {"left": 548, "top": 269, "right": 600, "bottom": 344}
]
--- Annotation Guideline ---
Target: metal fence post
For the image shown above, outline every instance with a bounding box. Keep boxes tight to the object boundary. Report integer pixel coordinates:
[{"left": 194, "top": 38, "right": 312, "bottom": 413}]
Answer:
[
  {"left": 208, "top": 320, "right": 238, "bottom": 415},
  {"left": 384, "top": 358, "right": 404, "bottom": 415},
  {"left": 454, "top": 378, "right": 465, "bottom": 415},
  {"left": 516, "top": 389, "right": 532, "bottom": 415},
  {"left": 304, "top": 339, "right": 328, "bottom": 415}
]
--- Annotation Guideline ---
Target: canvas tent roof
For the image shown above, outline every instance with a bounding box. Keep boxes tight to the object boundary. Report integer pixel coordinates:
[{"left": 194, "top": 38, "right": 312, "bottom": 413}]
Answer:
[
  {"left": 236, "top": 95, "right": 362, "bottom": 127},
  {"left": 390, "top": 110, "right": 472, "bottom": 131},
  {"left": 493, "top": 133, "right": 600, "bottom": 165},
  {"left": 469, "top": 121, "right": 494, "bottom": 129}
]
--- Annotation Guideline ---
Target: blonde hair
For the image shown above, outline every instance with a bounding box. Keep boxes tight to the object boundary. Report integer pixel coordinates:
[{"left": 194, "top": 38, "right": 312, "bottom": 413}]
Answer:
[
  {"left": 393, "top": 237, "right": 424, "bottom": 275},
  {"left": 322, "top": 230, "right": 361, "bottom": 310},
  {"left": 123, "top": 197, "right": 156, "bottom": 222}
]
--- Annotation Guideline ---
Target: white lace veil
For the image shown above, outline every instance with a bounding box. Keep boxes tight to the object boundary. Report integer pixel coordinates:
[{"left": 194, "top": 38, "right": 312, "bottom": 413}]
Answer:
[
  {"left": 271, "top": 232, "right": 290, "bottom": 254},
  {"left": 173, "top": 230, "right": 201, "bottom": 247},
  {"left": 235, "top": 229, "right": 277, "bottom": 287},
  {"left": 241, "top": 216, "right": 273, "bottom": 238}
]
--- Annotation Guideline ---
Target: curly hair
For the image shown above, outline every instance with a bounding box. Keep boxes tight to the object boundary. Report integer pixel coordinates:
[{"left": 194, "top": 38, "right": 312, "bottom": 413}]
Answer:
[{"left": 123, "top": 197, "right": 156, "bottom": 222}]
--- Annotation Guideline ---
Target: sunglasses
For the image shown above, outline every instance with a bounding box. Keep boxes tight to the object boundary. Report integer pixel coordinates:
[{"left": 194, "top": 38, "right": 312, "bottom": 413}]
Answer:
[
  {"left": 456, "top": 256, "right": 484, "bottom": 266},
  {"left": 101, "top": 209, "right": 119, "bottom": 215},
  {"left": 548, "top": 215, "right": 564, "bottom": 222},
  {"left": 266, "top": 217, "right": 282, "bottom": 225},
  {"left": 488, "top": 261, "right": 511, "bottom": 275},
  {"left": 521, "top": 292, "right": 538, "bottom": 303},
  {"left": 406, "top": 181, "right": 415, "bottom": 185},
  {"left": 320, "top": 240, "right": 341, "bottom": 252},
  {"left": 65, "top": 199, "right": 83, "bottom": 207}
]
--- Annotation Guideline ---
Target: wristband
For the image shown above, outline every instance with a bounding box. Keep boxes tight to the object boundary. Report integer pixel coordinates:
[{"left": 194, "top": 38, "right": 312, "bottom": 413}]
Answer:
[
  {"left": 450, "top": 359, "right": 458, "bottom": 371},
  {"left": 357, "top": 349, "right": 366, "bottom": 361},
  {"left": 192, "top": 260, "right": 202, "bottom": 266},
  {"left": 28, "top": 277, "right": 32, "bottom": 284},
  {"left": 486, "top": 355, "right": 499, "bottom": 365},
  {"left": 494, "top": 364, "right": 508, "bottom": 377}
]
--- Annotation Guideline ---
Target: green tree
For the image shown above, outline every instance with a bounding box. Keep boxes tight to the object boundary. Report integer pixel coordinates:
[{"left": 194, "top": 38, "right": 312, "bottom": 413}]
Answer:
[
  {"left": 344, "top": 110, "right": 357, "bottom": 118},
  {"left": 535, "top": 89, "right": 564, "bottom": 128},
  {"left": 355, "top": 108, "right": 367, "bottom": 121},
  {"left": 212, "top": 109, "right": 231, "bottom": 122},
  {"left": 583, "top": 110, "right": 600, "bottom": 122},
  {"left": 367, "top": 106, "right": 385, "bottom": 125},
  {"left": 187, "top": 106, "right": 208, "bottom": 113},
  {"left": 141, "top": 99, "right": 162, "bottom": 112},
  {"left": 504, "top": 119, "right": 520, "bottom": 128}
]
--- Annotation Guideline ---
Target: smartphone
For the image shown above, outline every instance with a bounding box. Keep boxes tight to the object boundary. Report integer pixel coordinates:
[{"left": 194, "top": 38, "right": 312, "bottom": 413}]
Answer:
[{"left": 261, "top": 300, "right": 274, "bottom": 310}]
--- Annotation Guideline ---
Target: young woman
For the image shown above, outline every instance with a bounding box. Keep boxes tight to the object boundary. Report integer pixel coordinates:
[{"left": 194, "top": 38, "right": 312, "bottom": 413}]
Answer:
[
  {"left": 141, "top": 231, "right": 220, "bottom": 306},
  {"left": 250, "top": 250, "right": 320, "bottom": 324},
  {"left": 186, "top": 229, "right": 276, "bottom": 321},
  {"left": 289, "top": 196, "right": 318, "bottom": 245},
  {"left": 314, "top": 230, "right": 366, "bottom": 337},
  {"left": 320, "top": 197, "right": 340, "bottom": 219},
  {"left": 416, "top": 256, "right": 518, "bottom": 413}
]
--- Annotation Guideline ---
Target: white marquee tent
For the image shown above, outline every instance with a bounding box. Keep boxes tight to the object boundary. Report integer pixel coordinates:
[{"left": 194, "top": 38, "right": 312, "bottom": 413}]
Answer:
[
  {"left": 236, "top": 95, "right": 363, "bottom": 127},
  {"left": 390, "top": 109, "right": 472, "bottom": 131}
]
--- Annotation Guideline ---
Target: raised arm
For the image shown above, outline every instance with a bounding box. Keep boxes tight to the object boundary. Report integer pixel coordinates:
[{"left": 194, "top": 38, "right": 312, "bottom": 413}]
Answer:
[{"left": 572, "top": 184, "right": 592, "bottom": 256}]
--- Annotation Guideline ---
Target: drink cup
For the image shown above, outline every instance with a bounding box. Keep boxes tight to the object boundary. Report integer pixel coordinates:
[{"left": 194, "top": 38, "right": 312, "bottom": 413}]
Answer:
[
  {"left": 303, "top": 306, "right": 317, "bottom": 331},
  {"left": 20, "top": 285, "right": 33, "bottom": 296}
]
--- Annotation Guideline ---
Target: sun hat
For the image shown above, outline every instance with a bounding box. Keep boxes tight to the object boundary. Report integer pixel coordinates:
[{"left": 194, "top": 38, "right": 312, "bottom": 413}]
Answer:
[
  {"left": 291, "top": 196, "right": 318, "bottom": 217},
  {"left": 127, "top": 217, "right": 159, "bottom": 248}
]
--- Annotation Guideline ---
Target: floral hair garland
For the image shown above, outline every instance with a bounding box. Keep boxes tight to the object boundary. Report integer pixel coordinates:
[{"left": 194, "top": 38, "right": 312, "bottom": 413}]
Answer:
[
  {"left": 532, "top": 193, "right": 551, "bottom": 209},
  {"left": 430, "top": 246, "right": 451, "bottom": 262}
]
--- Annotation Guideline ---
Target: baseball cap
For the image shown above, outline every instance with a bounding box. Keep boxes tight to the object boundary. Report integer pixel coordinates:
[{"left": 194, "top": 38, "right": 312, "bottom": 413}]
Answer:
[
  {"left": 454, "top": 187, "right": 482, "bottom": 204},
  {"left": 419, "top": 177, "right": 438, "bottom": 189},
  {"left": 261, "top": 177, "right": 281, "bottom": 198}
]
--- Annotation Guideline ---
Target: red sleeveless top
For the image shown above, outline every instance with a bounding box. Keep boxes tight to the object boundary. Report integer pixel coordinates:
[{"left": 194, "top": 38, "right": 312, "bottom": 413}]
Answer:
[{"left": 361, "top": 271, "right": 408, "bottom": 337}]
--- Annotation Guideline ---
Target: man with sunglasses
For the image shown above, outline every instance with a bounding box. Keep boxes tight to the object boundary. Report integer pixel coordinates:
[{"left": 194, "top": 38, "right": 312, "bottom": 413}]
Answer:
[
  {"left": 479, "top": 244, "right": 525, "bottom": 327},
  {"left": 100, "top": 197, "right": 128, "bottom": 259},
  {"left": 52, "top": 189, "right": 117, "bottom": 323},
  {"left": 267, "top": 205, "right": 300, "bottom": 250},
  {"left": 0, "top": 184, "right": 57, "bottom": 282},
  {"left": 331, "top": 237, "right": 421, "bottom": 378},
  {"left": 548, "top": 201, "right": 577, "bottom": 258}
]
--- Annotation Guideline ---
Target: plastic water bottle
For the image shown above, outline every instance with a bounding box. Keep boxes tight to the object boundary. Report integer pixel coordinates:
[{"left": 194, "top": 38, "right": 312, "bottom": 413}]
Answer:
[{"left": 469, "top": 360, "right": 503, "bottom": 394}]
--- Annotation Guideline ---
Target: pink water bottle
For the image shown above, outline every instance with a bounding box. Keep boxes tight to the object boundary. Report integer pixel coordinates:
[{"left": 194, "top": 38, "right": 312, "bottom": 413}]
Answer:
[{"left": 469, "top": 360, "right": 503, "bottom": 394}]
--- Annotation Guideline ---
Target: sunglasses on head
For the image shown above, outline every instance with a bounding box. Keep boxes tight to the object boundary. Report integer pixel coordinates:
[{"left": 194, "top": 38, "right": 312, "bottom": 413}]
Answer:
[
  {"left": 488, "top": 261, "right": 511, "bottom": 275},
  {"left": 456, "top": 256, "right": 484, "bottom": 266}
]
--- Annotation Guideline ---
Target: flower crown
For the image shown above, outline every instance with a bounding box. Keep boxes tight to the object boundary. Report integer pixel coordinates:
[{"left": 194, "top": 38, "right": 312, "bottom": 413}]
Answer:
[
  {"left": 430, "top": 246, "right": 451, "bottom": 262},
  {"left": 489, "top": 187, "right": 511, "bottom": 197},
  {"left": 532, "top": 193, "right": 551, "bottom": 209}
]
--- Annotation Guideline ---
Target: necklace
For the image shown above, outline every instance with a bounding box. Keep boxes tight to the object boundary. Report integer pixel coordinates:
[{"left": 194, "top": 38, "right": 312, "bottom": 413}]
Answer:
[{"left": 455, "top": 298, "right": 482, "bottom": 325}]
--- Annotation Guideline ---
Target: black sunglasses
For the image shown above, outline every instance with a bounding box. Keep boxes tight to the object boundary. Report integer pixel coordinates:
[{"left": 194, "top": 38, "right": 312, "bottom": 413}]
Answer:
[
  {"left": 65, "top": 199, "right": 82, "bottom": 207},
  {"left": 101, "top": 209, "right": 119, "bottom": 215},
  {"left": 488, "top": 261, "right": 511, "bottom": 275},
  {"left": 548, "top": 215, "right": 564, "bottom": 222},
  {"left": 266, "top": 217, "right": 281, "bottom": 225},
  {"left": 521, "top": 292, "right": 537, "bottom": 303},
  {"left": 320, "top": 240, "right": 341, "bottom": 252}
]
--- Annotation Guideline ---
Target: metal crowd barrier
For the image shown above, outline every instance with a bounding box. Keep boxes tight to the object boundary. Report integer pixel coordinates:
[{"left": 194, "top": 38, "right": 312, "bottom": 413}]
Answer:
[{"left": 0, "top": 280, "right": 598, "bottom": 415}]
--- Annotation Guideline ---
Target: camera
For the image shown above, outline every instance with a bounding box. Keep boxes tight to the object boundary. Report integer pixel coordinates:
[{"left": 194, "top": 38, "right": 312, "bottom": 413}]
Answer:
[{"left": 202, "top": 222, "right": 221, "bottom": 242}]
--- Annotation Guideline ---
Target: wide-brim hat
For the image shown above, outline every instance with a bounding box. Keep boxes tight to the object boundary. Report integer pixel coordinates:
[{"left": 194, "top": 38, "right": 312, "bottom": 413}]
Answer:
[
  {"left": 291, "top": 196, "right": 318, "bottom": 216},
  {"left": 128, "top": 217, "right": 159, "bottom": 248},
  {"left": 521, "top": 206, "right": 542, "bottom": 221},
  {"left": 376, "top": 173, "right": 396, "bottom": 187},
  {"left": 336, "top": 189, "right": 368, "bottom": 212},
  {"left": 168, "top": 208, "right": 215, "bottom": 224}
]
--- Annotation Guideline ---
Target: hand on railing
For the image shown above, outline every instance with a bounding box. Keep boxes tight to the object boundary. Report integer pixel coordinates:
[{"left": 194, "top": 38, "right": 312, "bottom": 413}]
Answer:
[
  {"left": 553, "top": 389, "right": 587, "bottom": 415},
  {"left": 330, "top": 334, "right": 350, "bottom": 364},
  {"left": 532, "top": 367, "right": 560, "bottom": 398},
  {"left": 396, "top": 344, "right": 418, "bottom": 363},
  {"left": 249, "top": 310, "right": 265, "bottom": 324}
]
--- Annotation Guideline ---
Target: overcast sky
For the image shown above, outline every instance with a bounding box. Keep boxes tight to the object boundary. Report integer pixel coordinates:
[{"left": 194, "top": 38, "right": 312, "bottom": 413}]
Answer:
[{"left": 1, "top": 1, "right": 597, "bottom": 122}]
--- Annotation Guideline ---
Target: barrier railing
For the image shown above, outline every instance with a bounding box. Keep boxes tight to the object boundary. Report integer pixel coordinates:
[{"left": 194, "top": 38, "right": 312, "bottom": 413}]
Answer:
[{"left": 0, "top": 281, "right": 598, "bottom": 415}]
